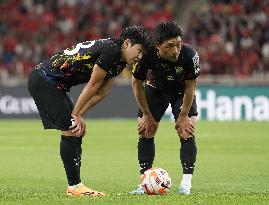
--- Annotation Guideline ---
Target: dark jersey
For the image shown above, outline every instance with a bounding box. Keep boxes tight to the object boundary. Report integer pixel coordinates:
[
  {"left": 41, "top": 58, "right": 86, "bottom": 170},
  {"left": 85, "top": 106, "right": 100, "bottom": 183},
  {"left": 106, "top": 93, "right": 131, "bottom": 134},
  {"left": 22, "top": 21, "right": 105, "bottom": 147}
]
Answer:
[
  {"left": 132, "top": 43, "right": 200, "bottom": 94},
  {"left": 36, "top": 38, "right": 126, "bottom": 91}
]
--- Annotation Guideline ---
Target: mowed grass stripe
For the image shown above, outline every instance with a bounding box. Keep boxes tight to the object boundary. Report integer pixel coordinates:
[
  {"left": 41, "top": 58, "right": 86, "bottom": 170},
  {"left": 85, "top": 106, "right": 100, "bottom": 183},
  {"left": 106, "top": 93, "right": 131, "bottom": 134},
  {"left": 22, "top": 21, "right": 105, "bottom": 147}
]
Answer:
[{"left": 0, "top": 119, "right": 268, "bottom": 205}]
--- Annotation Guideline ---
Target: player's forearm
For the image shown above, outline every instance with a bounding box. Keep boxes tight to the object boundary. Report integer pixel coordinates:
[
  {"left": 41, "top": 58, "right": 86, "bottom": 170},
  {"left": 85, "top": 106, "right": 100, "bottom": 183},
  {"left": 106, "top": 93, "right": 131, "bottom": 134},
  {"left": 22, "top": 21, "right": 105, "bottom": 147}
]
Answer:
[
  {"left": 79, "top": 95, "right": 104, "bottom": 116},
  {"left": 180, "top": 93, "right": 194, "bottom": 116},
  {"left": 79, "top": 78, "right": 113, "bottom": 116},
  {"left": 72, "top": 81, "right": 102, "bottom": 116},
  {"left": 180, "top": 80, "right": 196, "bottom": 117},
  {"left": 73, "top": 64, "right": 107, "bottom": 116},
  {"left": 132, "top": 78, "right": 151, "bottom": 116}
]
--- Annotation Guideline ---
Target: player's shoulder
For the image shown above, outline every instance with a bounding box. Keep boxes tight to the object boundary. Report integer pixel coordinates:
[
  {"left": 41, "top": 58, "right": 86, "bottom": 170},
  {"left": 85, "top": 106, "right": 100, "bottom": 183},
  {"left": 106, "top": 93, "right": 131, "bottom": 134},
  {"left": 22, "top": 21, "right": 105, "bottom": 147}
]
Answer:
[
  {"left": 181, "top": 43, "right": 200, "bottom": 75},
  {"left": 181, "top": 43, "right": 199, "bottom": 68},
  {"left": 95, "top": 38, "right": 122, "bottom": 53},
  {"left": 96, "top": 38, "right": 118, "bottom": 46},
  {"left": 140, "top": 47, "right": 158, "bottom": 63},
  {"left": 181, "top": 43, "right": 198, "bottom": 58}
]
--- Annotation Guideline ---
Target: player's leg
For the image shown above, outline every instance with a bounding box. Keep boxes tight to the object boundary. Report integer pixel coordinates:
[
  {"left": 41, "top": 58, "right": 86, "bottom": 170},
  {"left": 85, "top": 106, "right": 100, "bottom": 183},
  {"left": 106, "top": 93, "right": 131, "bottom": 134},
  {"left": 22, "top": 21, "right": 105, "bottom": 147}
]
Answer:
[
  {"left": 29, "top": 72, "right": 83, "bottom": 189},
  {"left": 59, "top": 97, "right": 104, "bottom": 196},
  {"left": 137, "top": 116, "right": 159, "bottom": 175},
  {"left": 59, "top": 96, "right": 82, "bottom": 189},
  {"left": 129, "top": 117, "right": 159, "bottom": 195},
  {"left": 171, "top": 95, "right": 198, "bottom": 195},
  {"left": 130, "top": 85, "right": 169, "bottom": 194},
  {"left": 28, "top": 70, "right": 104, "bottom": 196},
  {"left": 138, "top": 85, "right": 170, "bottom": 174},
  {"left": 178, "top": 116, "right": 197, "bottom": 195}
]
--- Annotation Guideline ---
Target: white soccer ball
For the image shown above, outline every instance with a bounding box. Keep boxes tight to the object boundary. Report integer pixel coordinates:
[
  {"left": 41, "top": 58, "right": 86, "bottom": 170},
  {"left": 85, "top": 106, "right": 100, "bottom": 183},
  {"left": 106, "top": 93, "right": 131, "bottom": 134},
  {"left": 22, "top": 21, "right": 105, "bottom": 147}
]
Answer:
[{"left": 141, "top": 167, "right": 171, "bottom": 195}]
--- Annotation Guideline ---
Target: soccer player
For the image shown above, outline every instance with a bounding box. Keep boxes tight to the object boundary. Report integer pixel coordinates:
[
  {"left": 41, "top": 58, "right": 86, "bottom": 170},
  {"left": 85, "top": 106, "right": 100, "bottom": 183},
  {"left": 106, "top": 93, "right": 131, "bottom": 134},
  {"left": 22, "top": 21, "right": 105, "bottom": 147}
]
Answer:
[
  {"left": 130, "top": 21, "right": 200, "bottom": 195},
  {"left": 27, "top": 26, "right": 151, "bottom": 197}
]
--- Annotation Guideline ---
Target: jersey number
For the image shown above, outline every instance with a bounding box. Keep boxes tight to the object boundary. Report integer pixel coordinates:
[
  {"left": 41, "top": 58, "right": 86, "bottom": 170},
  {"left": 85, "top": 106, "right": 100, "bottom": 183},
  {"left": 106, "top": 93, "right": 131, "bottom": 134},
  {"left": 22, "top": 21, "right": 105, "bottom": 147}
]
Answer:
[{"left": 63, "top": 40, "right": 96, "bottom": 55}]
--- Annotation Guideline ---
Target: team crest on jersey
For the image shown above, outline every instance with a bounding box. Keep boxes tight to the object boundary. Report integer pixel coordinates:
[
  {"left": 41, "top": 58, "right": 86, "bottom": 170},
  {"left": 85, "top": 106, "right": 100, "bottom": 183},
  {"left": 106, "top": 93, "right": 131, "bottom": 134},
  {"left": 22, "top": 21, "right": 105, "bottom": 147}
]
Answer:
[
  {"left": 175, "top": 66, "right": 183, "bottom": 74},
  {"left": 162, "top": 63, "right": 168, "bottom": 69}
]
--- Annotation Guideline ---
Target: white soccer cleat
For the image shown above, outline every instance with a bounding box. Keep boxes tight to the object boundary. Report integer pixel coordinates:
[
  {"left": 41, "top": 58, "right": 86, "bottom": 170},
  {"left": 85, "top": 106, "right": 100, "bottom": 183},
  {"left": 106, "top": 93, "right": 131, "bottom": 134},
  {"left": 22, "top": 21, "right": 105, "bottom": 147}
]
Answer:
[
  {"left": 129, "top": 184, "right": 145, "bottom": 195},
  {"left": 178, "top": 185, "right": 191, "bottom": 195}
]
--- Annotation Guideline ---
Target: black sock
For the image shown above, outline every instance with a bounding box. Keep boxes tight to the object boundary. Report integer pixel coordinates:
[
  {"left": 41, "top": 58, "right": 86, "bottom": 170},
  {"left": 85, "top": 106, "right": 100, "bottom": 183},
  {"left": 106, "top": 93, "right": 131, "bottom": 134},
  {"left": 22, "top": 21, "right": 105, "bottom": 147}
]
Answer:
[
  {"left": 138, "top": 137, "right": 155, "bottom": 174},
  {"left": 180, "top": 137, "right": 197, "bottom": 174},
  {"left": 60, "top": 135, "right": 82, "bottom": 186}
]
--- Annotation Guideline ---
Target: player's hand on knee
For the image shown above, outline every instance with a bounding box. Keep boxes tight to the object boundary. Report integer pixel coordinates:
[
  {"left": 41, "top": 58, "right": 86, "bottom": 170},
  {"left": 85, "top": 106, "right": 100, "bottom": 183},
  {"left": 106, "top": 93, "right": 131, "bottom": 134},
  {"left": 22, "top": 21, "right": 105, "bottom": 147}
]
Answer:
[
  {"left": 138, "top": 119, "right": 146, "bottom": 136},
  {"left": 81, "top": 126, "right": 87, "bottom": 137},
  {"left": 138, "top": 117, "right": 153, "bottom": 138},
  {"left": 70, "top": 114, "right": 86, "bottom": 137},
  {"left": 75, "top": 119, "right": 86, "bottom": 137},
  {"left": 138, "top": 114, "right": 158, "bottom": 138},
  {"left": 141, "top": 114, "right": 158, "bottom": 138},
  {"left": 146, "top": 125, "right": 157, "bottom": 138},
  {"left": 80, "top": 121, "right": 86, "bottom": 137},
  {"left": 175, "top": 115, "right": 195, "bottom": 139},
  {"left": 176, "top": 127, "right": 192, "bottom": 140}
]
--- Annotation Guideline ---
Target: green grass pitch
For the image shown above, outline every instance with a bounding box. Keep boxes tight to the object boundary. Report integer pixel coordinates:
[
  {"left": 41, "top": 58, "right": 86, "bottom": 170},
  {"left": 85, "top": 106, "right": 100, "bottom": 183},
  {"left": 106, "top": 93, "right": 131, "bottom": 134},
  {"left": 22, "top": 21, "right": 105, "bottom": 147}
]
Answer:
[{"left": 0, "top": 119, "right": 268, "bottom": 205}]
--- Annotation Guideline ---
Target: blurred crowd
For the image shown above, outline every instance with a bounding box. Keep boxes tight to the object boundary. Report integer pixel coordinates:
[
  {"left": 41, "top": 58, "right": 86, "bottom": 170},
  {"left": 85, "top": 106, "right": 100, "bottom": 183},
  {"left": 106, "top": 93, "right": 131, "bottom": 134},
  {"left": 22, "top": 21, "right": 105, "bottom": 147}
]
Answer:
[
  {"left": 0, "top": 0, "right": 268, "bottom": 82},
  {"left": 0, "top": 0, "right": 172, "bottom": 80},
  {"left": 185, "top": 0, "right": 269, "bottom": 77}
]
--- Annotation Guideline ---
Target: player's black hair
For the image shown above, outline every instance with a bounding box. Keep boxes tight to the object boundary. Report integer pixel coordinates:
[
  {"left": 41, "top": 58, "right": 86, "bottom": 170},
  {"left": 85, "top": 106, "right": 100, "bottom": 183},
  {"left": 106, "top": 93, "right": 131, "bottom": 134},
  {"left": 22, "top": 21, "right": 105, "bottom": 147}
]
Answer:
[
  {"left": 119, "top": 26, "right": 152, "bottom": 52},
  {"left": 154, "top": 20, "right": 183, "bottom": 44}
]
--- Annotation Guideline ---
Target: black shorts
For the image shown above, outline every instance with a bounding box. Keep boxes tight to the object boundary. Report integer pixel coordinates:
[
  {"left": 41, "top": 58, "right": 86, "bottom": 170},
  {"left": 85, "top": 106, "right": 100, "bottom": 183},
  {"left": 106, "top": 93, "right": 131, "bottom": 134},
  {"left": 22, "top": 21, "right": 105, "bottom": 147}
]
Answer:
[
  {"left": 138, "top": 85, "right": 198, "bottom": 122},
  {"left": 27, "top": 69, "right": 74, "bottom": 130}
]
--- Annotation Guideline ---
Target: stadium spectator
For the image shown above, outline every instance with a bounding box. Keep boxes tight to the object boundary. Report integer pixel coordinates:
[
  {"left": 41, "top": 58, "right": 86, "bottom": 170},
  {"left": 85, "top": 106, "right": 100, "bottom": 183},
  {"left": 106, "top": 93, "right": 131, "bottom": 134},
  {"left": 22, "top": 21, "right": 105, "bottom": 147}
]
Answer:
[
  {"left": 2, "top": 0, "right": 267, "bottom": 80},
  {"left": 0, "top": 0, "right": 172, "bottom": 80},
  {"left": 185, "top": 0, "right": 269, "bottom": 76}
]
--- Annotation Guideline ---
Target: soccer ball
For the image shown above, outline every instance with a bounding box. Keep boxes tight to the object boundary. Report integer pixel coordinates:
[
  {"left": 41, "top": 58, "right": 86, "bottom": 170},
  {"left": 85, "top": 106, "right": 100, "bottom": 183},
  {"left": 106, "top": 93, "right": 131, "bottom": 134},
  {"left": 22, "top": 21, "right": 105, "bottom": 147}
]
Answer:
[{"left": 141, "top": 168, "right": 171, "bottom": 195}]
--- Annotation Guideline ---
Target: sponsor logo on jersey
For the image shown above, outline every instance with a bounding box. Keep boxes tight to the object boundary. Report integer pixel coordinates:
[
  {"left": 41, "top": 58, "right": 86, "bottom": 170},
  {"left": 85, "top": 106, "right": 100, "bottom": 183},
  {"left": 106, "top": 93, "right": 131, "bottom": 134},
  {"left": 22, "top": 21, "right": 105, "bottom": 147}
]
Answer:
[
  {"left": 192, "top": 52, "right": 200, "bottom": 75},
  {"left": 192, "top": 52, "right": 199, "bottom": 68},
  {"left": 166, "top": 76, "right": 174, "bottom": 80},
  {"left": 195, "top": 66, "right": 200, "bottom": 74}
]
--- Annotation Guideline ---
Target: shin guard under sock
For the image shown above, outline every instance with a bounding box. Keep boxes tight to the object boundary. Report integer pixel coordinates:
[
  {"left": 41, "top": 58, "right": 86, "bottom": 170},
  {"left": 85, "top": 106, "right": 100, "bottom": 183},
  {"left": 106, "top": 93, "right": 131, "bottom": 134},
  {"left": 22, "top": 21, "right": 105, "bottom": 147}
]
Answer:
[
  {"left": 60, "top": 135, "right": 82, "bottom": 186},
  {"left": 138, "top": 137, "right": 155, "bottom": 174},
  {"left": 180, "top": 137, "right": 197, "bottom": 174}
]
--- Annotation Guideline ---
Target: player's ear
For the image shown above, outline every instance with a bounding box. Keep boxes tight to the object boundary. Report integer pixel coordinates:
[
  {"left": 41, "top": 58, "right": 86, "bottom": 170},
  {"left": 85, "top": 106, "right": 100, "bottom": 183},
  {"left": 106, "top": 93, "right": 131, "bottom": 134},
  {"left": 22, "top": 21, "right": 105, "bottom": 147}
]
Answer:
[
  {"left": 123, "top": 39, "right": 131, "bottom": 49},
  {"left": 155, "top": 42, "right": 160, "bottom": 49}
]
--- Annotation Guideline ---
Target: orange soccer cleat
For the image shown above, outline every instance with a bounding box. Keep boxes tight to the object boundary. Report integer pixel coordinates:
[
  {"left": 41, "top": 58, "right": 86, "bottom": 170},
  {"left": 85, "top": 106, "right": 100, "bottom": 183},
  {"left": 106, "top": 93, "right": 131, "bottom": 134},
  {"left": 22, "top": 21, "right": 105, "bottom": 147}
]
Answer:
[{"left": 66, "top": 183, "right": 105, "bottom": 197}]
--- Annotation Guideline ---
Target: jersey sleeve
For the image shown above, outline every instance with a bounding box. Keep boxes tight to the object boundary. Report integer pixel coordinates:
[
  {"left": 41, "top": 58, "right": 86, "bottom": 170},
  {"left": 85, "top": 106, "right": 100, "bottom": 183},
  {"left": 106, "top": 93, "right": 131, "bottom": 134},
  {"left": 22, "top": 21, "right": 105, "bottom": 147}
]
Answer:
[
  {"left": 131, "top": 55, "right": 150, "bottom": 81},
  {"left": 96, "top": 44, "right": 120, "bottom": 76},
  {"left": 184, "top": 47, "right": 200, "bottom": 80}
]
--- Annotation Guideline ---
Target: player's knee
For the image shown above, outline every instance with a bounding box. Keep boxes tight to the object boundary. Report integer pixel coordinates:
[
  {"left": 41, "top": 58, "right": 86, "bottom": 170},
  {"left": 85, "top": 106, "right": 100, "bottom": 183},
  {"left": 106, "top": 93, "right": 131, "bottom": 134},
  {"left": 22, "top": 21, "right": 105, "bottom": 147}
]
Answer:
[
  {"left": 61, "top": 130, "right": 81, "bottom": 137},
  {"left": 60, "top": 135, "right": 82, "bottom": 147},
  {"left": 137, "top": 126, "right": 159, "bottom": 138},
  {"left": 190, "top": 116, "right": 197, "bottom": 126},
  {"left": 151, "top": 126, "right": 158, "bottom": 135}
]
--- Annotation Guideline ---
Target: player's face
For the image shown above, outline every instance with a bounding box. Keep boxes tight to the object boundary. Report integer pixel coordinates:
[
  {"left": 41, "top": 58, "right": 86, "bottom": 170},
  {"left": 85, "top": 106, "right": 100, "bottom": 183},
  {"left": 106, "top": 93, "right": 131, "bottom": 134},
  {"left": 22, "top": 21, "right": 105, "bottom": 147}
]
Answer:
[
  {"left": 122, "top": 39, "right": 144, "bottom": 65},
  {"left": 156, "top": 36, "right": 182, "bottom": 62}
]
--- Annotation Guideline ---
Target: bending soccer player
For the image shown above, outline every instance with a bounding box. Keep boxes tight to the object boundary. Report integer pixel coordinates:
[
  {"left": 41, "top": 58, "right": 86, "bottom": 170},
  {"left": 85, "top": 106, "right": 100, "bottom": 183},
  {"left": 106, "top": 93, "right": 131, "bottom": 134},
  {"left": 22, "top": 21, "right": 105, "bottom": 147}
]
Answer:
[
  {"left": 130, "top": 21, "right": 200, "bottom": 195},
  {"left": 28, "top": 26, "right": 151, "bottom": 197}
]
